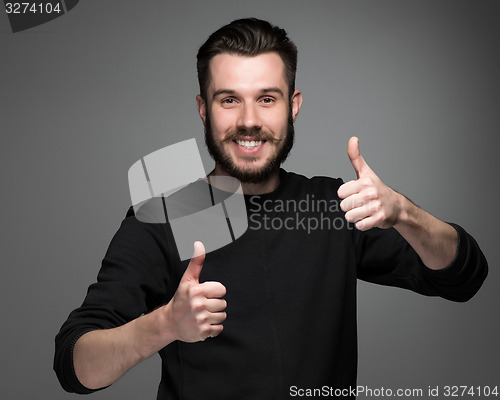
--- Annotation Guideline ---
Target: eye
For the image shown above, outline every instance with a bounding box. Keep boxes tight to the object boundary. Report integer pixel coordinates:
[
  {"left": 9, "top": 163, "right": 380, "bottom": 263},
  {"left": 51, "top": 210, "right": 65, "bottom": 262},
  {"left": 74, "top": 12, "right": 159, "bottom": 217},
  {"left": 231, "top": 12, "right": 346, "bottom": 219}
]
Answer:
[
  {"left": 260, "top": 97, "right": 275, "bottom": 105},
  {"left": 221, "top": 97, "right": 238, "bottom": 106}
]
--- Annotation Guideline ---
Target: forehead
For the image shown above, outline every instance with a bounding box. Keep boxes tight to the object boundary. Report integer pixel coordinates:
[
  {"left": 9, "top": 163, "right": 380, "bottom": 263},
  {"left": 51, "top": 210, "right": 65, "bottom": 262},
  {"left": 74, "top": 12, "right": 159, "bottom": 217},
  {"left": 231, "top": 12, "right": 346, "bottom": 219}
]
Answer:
[{"left": 208, "top": 52, "right": 287, "bottom": 97}]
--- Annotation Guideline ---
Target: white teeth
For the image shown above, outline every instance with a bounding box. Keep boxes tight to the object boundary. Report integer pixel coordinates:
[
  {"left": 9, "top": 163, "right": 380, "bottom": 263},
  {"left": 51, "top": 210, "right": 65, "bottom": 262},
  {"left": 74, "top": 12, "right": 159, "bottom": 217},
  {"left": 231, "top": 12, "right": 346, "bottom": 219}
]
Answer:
[{"left": 236, "top": 140, "right": 263, "bottom": 148}]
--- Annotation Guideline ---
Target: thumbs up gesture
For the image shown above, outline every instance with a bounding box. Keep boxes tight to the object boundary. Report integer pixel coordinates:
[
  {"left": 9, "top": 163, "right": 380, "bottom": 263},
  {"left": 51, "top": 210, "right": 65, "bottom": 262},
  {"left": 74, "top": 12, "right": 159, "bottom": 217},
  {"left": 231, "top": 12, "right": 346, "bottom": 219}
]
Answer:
[
  {"left": 337, "top": 137, "right": 403, "bottom": 231},
  {"left": 166, "top": 241, "right": 227, "bottom": 342}
]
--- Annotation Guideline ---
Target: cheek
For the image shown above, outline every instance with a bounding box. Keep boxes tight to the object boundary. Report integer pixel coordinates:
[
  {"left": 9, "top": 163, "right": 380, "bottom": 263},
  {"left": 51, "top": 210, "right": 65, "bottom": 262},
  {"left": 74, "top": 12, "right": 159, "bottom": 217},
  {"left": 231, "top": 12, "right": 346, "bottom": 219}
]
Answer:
[
  {"left": 263, "top": 109, "right": 289, "bottom": 134},
  {"left": 211, "top": 109, "right": 235, "bottom": 134}
]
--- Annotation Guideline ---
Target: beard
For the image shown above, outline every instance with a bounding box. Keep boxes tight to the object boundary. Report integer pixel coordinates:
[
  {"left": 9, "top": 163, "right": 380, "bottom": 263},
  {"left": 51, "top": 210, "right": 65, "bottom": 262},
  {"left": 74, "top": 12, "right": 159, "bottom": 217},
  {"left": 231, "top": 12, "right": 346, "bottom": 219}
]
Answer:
[{"left": 204, "top": 108, "right": 295, "bottom": 184}]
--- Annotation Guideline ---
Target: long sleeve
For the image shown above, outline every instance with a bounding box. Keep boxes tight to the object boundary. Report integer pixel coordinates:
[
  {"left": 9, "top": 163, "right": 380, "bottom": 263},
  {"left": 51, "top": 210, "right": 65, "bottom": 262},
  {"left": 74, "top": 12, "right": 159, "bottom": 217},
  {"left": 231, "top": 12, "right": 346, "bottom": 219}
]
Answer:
[
  {"left": 53, "top": 210, "right": 175, "bottom": 393},
  {"left": 354, "top": 223, "right": 488, "bottom": 302}
]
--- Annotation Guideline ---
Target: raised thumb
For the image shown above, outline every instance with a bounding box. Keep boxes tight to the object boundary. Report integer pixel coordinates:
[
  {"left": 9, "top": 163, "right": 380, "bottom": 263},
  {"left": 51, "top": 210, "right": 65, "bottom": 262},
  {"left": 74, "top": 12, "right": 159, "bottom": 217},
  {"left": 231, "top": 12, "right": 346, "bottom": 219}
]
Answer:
[
  {"left": 347, "top": 136, "right": 370, "bottom": 178},
  {"left": 182, "top": 241, "right": 206, "bottom": 282}
]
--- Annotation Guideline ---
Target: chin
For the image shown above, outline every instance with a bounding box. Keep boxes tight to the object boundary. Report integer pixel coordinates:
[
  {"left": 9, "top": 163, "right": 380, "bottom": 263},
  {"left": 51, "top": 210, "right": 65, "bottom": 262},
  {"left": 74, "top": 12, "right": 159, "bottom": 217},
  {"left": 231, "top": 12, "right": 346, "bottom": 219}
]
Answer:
[
  {"left": 204, "top": 111, "right": 295, "bottom": 184},
  {"left": 224, "top": 160, "right": 279, "bottom": 184}
]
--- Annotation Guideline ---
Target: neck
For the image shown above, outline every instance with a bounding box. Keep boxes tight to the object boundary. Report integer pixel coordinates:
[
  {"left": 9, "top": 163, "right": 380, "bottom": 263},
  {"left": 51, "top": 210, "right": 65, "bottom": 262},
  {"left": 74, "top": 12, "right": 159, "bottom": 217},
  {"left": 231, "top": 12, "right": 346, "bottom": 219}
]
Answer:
[{"left": 210, "top": 164, "right": 280, "bottom": 195}]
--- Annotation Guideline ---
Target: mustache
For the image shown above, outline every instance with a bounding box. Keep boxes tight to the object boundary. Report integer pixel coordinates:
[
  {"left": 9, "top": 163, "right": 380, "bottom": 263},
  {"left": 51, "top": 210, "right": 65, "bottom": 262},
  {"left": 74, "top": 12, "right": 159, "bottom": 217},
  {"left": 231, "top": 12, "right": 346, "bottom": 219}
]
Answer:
[{"left": 219, "top": 129, "right": 283, "bottom": 144}]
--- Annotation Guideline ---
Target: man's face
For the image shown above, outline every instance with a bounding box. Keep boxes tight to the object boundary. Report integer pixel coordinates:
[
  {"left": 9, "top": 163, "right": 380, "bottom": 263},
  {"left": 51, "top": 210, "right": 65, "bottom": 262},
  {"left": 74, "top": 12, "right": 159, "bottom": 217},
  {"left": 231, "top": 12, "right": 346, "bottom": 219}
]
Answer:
[{"left": 197, "top": 52, "right": 302, "bottom": 184}]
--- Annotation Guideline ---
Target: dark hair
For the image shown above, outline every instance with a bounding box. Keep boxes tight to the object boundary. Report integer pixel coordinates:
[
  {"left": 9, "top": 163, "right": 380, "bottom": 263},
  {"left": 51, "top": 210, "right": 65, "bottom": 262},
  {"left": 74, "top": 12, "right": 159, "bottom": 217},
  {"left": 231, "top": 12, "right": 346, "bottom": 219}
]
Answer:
[{"left": 197, "top": 18, "right": 298, "bottom": 101}]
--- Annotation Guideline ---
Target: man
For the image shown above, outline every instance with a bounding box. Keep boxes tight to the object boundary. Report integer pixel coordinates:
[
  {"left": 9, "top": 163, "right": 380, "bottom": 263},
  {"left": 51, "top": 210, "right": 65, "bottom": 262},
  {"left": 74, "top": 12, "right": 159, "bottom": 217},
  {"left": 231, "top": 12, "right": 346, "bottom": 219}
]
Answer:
[{"left": 54, "top": 18, "right": 487, "bottom": 399}]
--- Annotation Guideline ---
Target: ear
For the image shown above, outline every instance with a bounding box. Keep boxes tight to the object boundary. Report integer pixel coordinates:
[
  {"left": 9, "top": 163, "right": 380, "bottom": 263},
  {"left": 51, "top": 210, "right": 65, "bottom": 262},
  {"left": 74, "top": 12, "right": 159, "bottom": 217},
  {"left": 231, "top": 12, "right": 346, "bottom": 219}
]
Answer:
[
  {"left": 196, "top": 94, "right": 207, "bottom": 126},
  {"left": 290, "top": 90, "right": 303, "bottom": 122}
]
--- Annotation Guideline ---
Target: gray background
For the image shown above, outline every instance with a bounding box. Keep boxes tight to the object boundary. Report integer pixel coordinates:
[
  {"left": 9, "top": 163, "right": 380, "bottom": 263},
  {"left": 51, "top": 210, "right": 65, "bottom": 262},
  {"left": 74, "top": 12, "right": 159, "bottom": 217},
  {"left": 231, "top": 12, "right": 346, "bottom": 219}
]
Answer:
[{"left": 1, "top": 1, "right": 499, "bottom": 399}]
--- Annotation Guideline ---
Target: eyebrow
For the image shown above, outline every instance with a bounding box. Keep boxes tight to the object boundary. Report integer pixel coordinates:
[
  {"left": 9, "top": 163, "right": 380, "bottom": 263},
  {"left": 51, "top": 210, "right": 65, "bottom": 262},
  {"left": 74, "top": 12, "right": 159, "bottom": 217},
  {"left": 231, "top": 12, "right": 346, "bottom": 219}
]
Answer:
[
  {"left": 212, "top": 87, "right": 285, "bottom": 100},
  {"left": 212, "top": 89, "right": 235, "bottom": 99},
  {"left": 260, "top": 87, "right": 284, "bottom": 96}
]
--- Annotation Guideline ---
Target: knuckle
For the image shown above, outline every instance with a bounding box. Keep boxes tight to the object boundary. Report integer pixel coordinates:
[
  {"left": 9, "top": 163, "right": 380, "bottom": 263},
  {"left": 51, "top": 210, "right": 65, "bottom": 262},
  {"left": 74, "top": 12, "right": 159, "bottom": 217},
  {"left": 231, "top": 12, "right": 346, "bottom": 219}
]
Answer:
[
  {"left": 369, "top": 200, "right": 381, "bottom": 213},
  {"left": 360, "top": 177, "right": 372, "bottom": 187},
  {"left": 191, "top": 298, "right": 205, "bottom": 311},
  {"left": 195, "top": 313, "right": 208, "bottom": 325},
  {"left": 189, "top": 285, "right": 202, "bottom": 298},
  {"left": 365, "top": 189, "right": 378, "bottom": 200}
]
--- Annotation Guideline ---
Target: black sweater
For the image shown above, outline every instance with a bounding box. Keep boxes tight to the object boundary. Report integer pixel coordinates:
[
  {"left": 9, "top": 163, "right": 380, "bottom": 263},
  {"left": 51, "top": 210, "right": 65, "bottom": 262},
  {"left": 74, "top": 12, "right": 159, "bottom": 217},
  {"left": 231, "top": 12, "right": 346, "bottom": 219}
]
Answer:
[{"left": 54, "top": 169, "right": 488, "bottom": 399}]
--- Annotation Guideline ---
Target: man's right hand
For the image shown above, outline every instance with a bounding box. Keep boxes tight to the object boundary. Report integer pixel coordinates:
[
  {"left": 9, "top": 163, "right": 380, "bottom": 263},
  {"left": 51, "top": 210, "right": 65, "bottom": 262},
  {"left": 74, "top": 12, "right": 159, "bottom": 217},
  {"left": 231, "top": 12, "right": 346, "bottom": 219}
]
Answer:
[
  {"left": 74, "top": 241, "right": 226, "bottom": 389},
  {"left": 166, "top": 241, "right": 227, "bottom": 342}
]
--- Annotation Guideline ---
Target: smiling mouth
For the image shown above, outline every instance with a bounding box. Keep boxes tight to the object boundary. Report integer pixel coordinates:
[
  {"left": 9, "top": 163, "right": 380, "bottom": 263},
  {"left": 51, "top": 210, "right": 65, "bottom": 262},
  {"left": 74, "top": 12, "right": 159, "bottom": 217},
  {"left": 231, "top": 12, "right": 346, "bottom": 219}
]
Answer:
[{"left": 234, "top": 139, "right": 266, "bottom": 149}]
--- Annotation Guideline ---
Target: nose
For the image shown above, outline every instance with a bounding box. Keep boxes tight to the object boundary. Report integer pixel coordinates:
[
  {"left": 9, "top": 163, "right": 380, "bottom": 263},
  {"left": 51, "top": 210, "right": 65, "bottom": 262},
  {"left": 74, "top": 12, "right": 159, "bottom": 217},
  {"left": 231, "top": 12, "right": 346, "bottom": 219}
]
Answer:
[{"left": 236, "top": 103, "right": 262, "bottom": 132}]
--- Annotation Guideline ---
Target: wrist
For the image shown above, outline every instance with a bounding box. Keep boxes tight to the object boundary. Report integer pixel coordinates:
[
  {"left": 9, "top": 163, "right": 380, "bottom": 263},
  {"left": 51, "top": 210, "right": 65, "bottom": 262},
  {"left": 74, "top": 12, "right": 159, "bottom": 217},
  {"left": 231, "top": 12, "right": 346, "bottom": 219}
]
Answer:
[
  {"left": 393, "top": 191, "right": 415, "bottom": 230},
  {"left": 130, "top": 305, "right": 178, "bottom": 360},
  {"left": 158, "top": 302, "right": 181, "bottom": 344}
]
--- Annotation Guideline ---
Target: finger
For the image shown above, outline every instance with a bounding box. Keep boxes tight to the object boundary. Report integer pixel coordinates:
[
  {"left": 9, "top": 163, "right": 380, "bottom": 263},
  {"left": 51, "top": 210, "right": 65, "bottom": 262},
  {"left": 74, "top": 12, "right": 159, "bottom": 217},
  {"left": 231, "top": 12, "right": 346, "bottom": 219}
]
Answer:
[
  {"left": 347, "top": 136, "right": 372, "bottom": 179},
  {"left": 344, "top": 204, "right": 372, "bottom": 224},
  {"left": 206, "top": 324, "right": 224, "bottom": 339},
  {"left": 206, "top": 311, "right": 227, "bottom": 325},
  {"left": 200, "top": 326, "right": 223, "bottom": 341},
  {"left": 181, "top": 241, "right": 206, "bottom": 283},
  {"left": 355, "top": 216, "right": 379, "bottom": 231},
  {"left": 206, "top": 298, "right": 227, "bottom": 313},
  {"left": 199, "top": 281, "right": 227, "bottom": 299},
  {"left": 340, "top": 193, "right": 366, "bottom": 212},
  {"left": 337, "top": 179, "right": 363, "bottom": 199}
]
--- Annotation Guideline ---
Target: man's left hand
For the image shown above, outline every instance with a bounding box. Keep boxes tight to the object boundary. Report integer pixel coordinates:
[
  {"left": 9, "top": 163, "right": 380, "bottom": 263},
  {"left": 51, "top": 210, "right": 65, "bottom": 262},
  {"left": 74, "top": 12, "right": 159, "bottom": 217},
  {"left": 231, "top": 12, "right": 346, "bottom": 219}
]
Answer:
[{"left": 337, "top": 136, "right": 403, "bottom": 231}]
